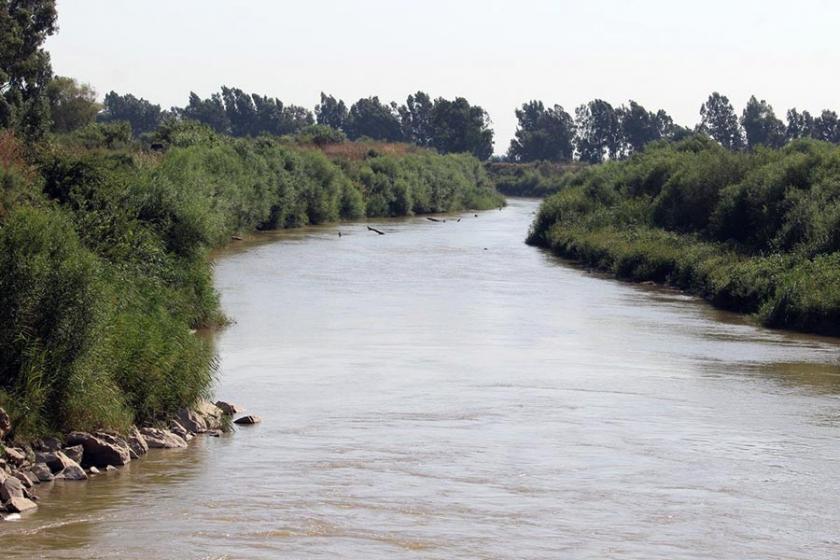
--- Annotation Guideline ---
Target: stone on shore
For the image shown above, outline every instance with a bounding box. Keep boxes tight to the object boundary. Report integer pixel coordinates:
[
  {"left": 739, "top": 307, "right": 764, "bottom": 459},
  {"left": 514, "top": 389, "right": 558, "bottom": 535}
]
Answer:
[
  {"left": 30, "top": 463, "right": 54, "bottom": 482},
  {"left": 3, "top": 447, "right": 26, "bottom": 466},
  {"left": 34, "top": 437, "right": 62, "bottom": 452},
  {"left": 196, "top": 400, "right": 225, "bottom": 430},
  {"left": 126, "top": 427, "right": 149, "bottom": 460},
  {"left": 0, "top": 477, "right": 24, "bottom": 502},
  {"left": 65, "top": 432, "right": 131, "bottom": 468},
  {"left": 63, "top": 444, "right": 84, "bottom": 465},
  {"left": 214, "top": 401, "right": 240, "bottom": 415},
  {"left": 5, "top": 496, "right": 37, "bottom": 513},
  {"left": 13, "top": 471, "right": 36, "bottom": 488},
  {"left": 140, "top": 427, "right": 187, "bottom": 449},
  {"left": 233, "top": 415, "right": 262, "bottom": 425},
  {"left": 175, "top": 408, "right": 207, "bottom": 434},
  {"left": 35, "top": 451, "right": 78, "bottom": 474},
  {"left": 0, "top": 407, "right": 11, "bottom": 440},
  {"left": 55, "top": 464, "right": 87, "bottom": 481},
  {"left": 88, "top": 466, "right": 100, "bottom": 475},
  {"left": 169, "top": 420, "right": 193, "bottom": 441}
]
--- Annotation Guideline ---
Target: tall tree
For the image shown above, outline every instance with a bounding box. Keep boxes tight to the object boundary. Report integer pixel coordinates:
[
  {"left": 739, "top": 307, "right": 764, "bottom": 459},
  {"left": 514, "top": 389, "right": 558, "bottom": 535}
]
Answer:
[
  {"left": 575, "top": 99, "right": 621, "bottom": 163},
  {"left": 0, "top": 0, "right": 58, "bottom": 139},
  {"left": 785, "top": 108, "right": 814, "bottom": 142},
  {"left": 740, "top": 96, "right": 785, "bottom": 148},
  {"left": 399, "top": 91, "right": 434, "bottom": 147},
  {"left": 315, "top": 92, "right": 348, "bottom": 131},
  {"left": 181, "top": 91, "right": 231, "bottom": 134},
  {"left": 45, "top": 76, "right": 100, "bottom": 133},
  {"left": 344, "top": 96, "right": 404, "bottom": 141},
  {"left": 698, "top": 92, "right": 744, "bottom": 150},
  {"left": 617, "top": 100, "right": 675, "bottom": 156},
  {"left": 507, "top": 100, "right": 575, "bottom": 162},
  {"left": 98, "top": 92, "right": 164, "bottom": 135},
  {"left": 812, "top": 110, "right": 840, "bottom": 143},
  {"left": 429, "top": 97, "right": 494, "bottom": 160}
]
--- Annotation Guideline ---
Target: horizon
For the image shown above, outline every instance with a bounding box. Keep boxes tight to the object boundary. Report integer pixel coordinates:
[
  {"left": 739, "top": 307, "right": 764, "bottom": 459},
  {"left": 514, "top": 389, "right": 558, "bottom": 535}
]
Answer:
[{"left": 46, "top": 0, "right": 840, "bottom": 155}]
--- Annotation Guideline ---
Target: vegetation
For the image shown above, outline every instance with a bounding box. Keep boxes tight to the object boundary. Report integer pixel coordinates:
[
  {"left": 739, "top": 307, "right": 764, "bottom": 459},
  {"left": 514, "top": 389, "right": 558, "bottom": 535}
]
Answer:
[
  {"left": 0, "top": 1, "right": 502, "bottom": 439},
  {"left": 486, "top": 161, "right": 583, "bottom": 197},
  {"left": 528, "top": 135, "right": 840, "bottom": 336}
]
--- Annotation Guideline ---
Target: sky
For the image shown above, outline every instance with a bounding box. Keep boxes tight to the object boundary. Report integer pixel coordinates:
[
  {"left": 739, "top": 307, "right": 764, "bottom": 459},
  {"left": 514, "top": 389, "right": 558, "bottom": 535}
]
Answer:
[{"left": 46, "top": 0, "right": 840, "bottom": 155}]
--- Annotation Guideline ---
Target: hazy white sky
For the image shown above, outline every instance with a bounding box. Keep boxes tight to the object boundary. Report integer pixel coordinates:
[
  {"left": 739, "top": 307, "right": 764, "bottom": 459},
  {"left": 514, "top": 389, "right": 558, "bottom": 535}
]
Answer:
[{"left": 47, "top": 0, "right": 840, "bottom": 154}]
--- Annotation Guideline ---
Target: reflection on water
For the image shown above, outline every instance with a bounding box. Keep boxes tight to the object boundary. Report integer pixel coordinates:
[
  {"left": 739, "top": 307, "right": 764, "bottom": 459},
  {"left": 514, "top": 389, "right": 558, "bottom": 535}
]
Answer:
[{"left": 2, "top": 198, "right": 839, "bottom": 559}]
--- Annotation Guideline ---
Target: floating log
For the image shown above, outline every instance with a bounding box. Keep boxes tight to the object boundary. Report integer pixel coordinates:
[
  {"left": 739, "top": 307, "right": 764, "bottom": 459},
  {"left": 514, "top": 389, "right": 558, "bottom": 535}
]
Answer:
[
  {"left": 426, "top": 217, "right": 443, "bottom": 223},
  {"left": 367, "top": 226, "right": 385, "bottom": 235}
]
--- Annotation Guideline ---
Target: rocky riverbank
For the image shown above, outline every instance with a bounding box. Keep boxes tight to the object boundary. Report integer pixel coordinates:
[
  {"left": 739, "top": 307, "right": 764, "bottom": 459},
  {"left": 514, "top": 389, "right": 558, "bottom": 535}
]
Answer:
[{"left": 0, "top": 401, "right": 256, "bottom": 520}]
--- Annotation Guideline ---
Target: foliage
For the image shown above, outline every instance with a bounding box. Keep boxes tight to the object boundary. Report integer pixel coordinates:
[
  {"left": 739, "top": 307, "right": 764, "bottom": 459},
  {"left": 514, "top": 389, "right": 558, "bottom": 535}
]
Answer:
[
  {"left": 528, "top": 136, "right": 840, "bottom": 336},
  {"left": 508, "top": 101, "right": 575, "bottom": 162},
  {"left": 98, "top": 91, "right": 165, "bottom": 135},
  {"left": 0, "top": 0, "right": 57, "bottom": 140},
  {"left": 46, "top": 76, "right": 100, "bottom": 133}
]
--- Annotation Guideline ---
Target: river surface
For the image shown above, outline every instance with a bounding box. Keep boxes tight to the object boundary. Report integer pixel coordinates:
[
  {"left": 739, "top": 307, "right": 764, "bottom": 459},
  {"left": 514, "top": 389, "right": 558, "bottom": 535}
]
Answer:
[{"left": 3, "top": 198, "right": 840, "bottom": 559}]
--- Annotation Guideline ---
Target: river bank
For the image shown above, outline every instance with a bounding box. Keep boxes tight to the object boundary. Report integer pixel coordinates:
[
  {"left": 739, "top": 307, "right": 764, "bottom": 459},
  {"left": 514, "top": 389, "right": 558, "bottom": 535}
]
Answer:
[{"left": 0, "top": 400, "right": 256, "bottom": 519}]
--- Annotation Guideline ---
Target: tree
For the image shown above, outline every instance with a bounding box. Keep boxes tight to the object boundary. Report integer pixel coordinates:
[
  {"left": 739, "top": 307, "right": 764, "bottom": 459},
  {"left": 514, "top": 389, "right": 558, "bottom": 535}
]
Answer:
[
  {"left": 98, "top": 92, "right": 164, "bottom": 135},
  {"left": 698, "top": 92, "right": 744, "bottom": 150},
  {"left": 0, "top": 0, "right": 58, "bottom": 139},
  {"left": 45, "top": 76, "right": 100, "bottom": 133},
  {"left": 740, "top": 96, "right": 785, "bottom": 148},
  {"left": 399, "top": 91, "right": 434, "bottom": 146},
  {"left": 575, "top": 99, "right": 621, "bottom": 163},
  {"left": 429, "top": 97, "right": 494, "bottom": 160},
  {"left": 344, "top": 96, "right": 404, "bottom": 141},
  {"left": 812, "top": 110, "right": 840, "bottom": 143},
  {"left": 507, "top": 100, "right": 575, "bottom": 162},
  {"left": 180, "top": 92, "right": 231, "bottom": 134},
  {"left": 617, "top": 100, "right": 674, "bottom": 156},
  {"left": 315, "top": 93, "right": 347, "bottom": 131},
  {"left": 785, "top": 108, "right": 814, "bottom": 142}
]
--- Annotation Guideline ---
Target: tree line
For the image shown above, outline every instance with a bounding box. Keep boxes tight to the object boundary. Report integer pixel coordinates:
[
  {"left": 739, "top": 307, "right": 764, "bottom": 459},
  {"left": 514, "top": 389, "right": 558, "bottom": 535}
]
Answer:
[{"left": 508, "top": 93, "right": 840, "bottom": 163}]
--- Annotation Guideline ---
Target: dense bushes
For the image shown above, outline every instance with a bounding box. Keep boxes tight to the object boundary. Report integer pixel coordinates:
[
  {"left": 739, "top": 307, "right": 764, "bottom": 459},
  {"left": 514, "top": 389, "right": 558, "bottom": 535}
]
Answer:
[
  {"left": 0, "top": 126, "right": 502, "bottom": 437},
  {"left": 486, "top": 162, "right": 583, "bottom": 197},
  {"left": 528, "top": 136, "right": 840, "bottom": 336}
]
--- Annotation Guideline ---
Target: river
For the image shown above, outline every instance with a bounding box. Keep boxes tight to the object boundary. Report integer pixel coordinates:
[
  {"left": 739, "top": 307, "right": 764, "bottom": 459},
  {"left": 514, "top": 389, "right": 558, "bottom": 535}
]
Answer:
[{"left": 2, "top": 198, "right": 839, "bottom": 559}]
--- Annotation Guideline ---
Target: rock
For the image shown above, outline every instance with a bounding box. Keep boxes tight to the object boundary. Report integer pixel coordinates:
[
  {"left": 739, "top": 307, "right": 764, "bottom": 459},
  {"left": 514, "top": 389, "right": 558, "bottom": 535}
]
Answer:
[
  {"left": 3, "top": 447, "right": 25, "bottom": 466},
  {"left": 12, "top": 471, "right": 36, "bottom": 488},
  {"left": 169, "top": 420, "right": 192, "bottom": 441},
  {"left": 65, "top": 432, "right": 131, "bottom": 468},
  {"left": 88, "top": 466, "right": 100, "bottom": 475},
  {"left": 207, "top": 430, "right": 222, "bottom": 437},
  {"left": 139, "top": 427, "right": 187, "bottom": 449},
  {"left": 34, "top": 437, "right": 62, "bottom": 452},
  {"left": 214, "top": 401, "right": 240, "bottom": 415},
  {"left": 63, "top": 444, "right": 84, "bottom": 465},
  {"left": 34, "top": 451, "right": 77, "bottom": 474},
  {"left": 175, "top": 408, "right": 207, "bottom": 434},
  {"left": 233, "top": 415, "right": 262, "bottom": 425},
  {"left": 196, "top": 400, "right": 225, "bottom": 430},
  {"left": 0, "top": 477, "right": 24, "bottom": 501},
  {"left": 126, "top": 427, "right": 148, "bottom": 460},
  {"left": 55, "top": 464, "right": 87, "bottom": 481},
  {"left": 0, "top": 408, "right": 10, "bottom": 440},
  {"left": 5, "top": 496, "right": 37, "bottom": 513},
  {"left": 1, "top": 512, "right": 21, "bottom": 521},
  {"left": 30, "top": 463, "right": 53, "bottom": 482},
  {"left": 105, "top": 465, "right": 116, "bottom": 472}
]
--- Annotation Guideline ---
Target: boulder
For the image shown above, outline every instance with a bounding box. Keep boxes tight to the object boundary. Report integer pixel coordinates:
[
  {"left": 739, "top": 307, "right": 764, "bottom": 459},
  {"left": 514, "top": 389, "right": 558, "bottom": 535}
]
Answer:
[
  {"left": 233, "top": 415, "right": 262, "bottom": 425},
  {"left": 196, "top": 400, "right": 225, "bottom": 430},
  {"left": 5, "top": 496, "right": 37, "bottom": 513},
  {"left": 34, "top": 437, "right": 62, "bottom": 452},
  {"left": 63, "top": 444, "right": 84, "bottom": 465},
  {"left": 139, "top": 427, "right": 187, "bottom": 449},
  {"left": 0, "top": 477, "right": 24, "bottom": 501},
  {"left": 65, "top": 432, "right": 131, "bottom": 468},
  {"left": 88, "top": 466, "right": 100, "bottom": 475},
  {"left": 12, "top": 471, "right": 36, "bottom": 488},
  {"left": 169, "top": 420, "right": 192, "bottom": 441},
  {"left": 105, "top": 465, "right": 117, "bottom": 472},
  {"left": 55, "top": 464, "right": 87, "bottom": 481},
  {"left": 175, "top": 408, "right": 207, "bottom": 434},
  {"left": 0, "top": 408, "right": 10, "bottom": 440},
  {"left": 34, "top": 451, "right": 77, "bottom": 474},
  {"left": 3, "top": 447, "right": 25, "bottom": 466},
  {"left": 214, "top": 401, "right": 240, "bottom": 415},
  {"left": 30, "top": 463, "right": 53, "bottom": 482},
  {"left": 126, "top": 427, "right": 148, "bottom": 460}
]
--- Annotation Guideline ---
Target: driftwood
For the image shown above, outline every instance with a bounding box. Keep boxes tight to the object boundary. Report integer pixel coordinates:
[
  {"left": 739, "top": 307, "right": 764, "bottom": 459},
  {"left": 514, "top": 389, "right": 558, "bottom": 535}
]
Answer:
[
  {"left": 426, "top": 217, "right": 443, "bottom": 223},
  {"left": 231, "top": 235, "right": 243, "bottom": 241},
  {"left": 367, "top": 225, "right": 385, "bottom": 235}
]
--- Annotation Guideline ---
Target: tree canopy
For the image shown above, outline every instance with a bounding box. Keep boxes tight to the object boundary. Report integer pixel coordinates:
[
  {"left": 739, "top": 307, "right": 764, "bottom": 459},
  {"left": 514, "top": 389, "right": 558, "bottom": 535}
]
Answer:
[{"left": 507, "top": 101, "right": 575, "bottom": 162}]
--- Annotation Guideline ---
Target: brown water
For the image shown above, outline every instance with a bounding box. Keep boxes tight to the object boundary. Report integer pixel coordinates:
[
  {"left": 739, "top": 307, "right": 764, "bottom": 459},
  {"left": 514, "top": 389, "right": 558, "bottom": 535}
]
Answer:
[{"left": 3, "top": 198, "right": 840, "bottom": 559}]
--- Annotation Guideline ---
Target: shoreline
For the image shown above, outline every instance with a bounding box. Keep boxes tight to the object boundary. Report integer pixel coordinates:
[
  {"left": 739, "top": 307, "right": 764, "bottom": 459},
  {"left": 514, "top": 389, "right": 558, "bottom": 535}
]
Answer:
[{"left": 0, "top": 400, "right": 257, "bottom": 520}]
